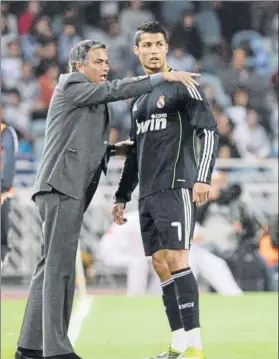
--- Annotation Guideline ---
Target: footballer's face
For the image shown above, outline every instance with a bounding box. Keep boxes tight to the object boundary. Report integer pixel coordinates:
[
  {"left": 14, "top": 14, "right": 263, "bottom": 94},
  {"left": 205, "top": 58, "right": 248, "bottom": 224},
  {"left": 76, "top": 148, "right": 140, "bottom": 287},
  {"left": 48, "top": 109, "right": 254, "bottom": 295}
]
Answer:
[{"left": 134, "top": 32, "right": 169, "bottom": 74}]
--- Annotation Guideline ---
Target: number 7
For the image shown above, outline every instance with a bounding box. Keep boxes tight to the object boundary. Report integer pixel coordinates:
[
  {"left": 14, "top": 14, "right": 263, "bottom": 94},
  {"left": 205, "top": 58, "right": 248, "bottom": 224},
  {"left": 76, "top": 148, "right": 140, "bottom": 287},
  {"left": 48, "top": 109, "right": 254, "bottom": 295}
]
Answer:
[{"left": 171, "top": 222, "right": 182, "bottom": 241}]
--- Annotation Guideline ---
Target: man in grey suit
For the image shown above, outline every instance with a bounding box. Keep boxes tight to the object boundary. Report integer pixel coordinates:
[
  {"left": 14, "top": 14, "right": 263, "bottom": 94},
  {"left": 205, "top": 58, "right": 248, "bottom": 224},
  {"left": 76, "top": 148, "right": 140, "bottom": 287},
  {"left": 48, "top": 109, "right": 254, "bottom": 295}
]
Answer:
[{"left": 15, "top": 40, "right": 199, "bottom": 359}]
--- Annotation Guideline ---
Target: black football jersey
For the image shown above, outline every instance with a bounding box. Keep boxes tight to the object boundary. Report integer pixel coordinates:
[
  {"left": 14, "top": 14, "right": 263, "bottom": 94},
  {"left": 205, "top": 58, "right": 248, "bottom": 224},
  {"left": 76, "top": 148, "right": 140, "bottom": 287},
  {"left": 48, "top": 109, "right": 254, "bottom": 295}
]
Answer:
[{"left": 115, "top": 81, "right": 219, "bottom": 203}]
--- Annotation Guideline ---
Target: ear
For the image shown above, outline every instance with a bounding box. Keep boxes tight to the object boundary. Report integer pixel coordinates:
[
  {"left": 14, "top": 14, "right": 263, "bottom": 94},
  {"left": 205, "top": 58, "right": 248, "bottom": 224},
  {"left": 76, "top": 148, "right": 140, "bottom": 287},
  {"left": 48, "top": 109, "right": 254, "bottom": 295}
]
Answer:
[
  {"left": 133, "top": 45, "right": 139, "bottom": 57},
  {"left": 75, "top": 62, "right": 84, "bottom": 73},
  {"left": 166, "top": 42, "right": 169, "bottom": 55}
]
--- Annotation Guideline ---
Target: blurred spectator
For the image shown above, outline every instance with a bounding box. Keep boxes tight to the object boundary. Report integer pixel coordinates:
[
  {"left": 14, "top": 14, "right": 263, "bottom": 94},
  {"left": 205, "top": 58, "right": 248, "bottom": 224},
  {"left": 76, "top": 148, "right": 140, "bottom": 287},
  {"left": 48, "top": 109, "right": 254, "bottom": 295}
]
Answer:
[
  {"left": 269, "top": 12, "right": 278, "bottom": 58},
  {"left": 233, "top": 108, "right": 271, "bottom": 159},
  {"left": 1, "top": 15, "right": 18, "bottom": 57},
  {"left": 1, "top": 111, "right": 18, "bottom": 266},
  {"left": 216, "top": 2, "right": 252, "bottom": 43},
  {"left": 259, "top": 226, "right": 278, "bottom": 268},
  {"left": 34, "top": 16, "right": 55, "bottom": 41},
  {"left": 169, "top": 10, "right": 203, "bottom": 60},
  {"left": 200, "top": 74, "right": 232, "bottom": 110},
  {"left": 218, "top": 48, "right": 249, "bottom": 94},
  {"left": 196, "top": 171, "right": 240, "bottom": 254},
  {"left": 250, "top": 1, "right": 278, "bottom": 36},
  {"left": 167, "top": 47, "right": 196, "bottom": 72},
  {"left": 21, "top": 15, "right": 56, "bottom": 65},
  {"left": 200, "top": 43, "right": 229, "bottom": 74},
  {"left": 103, "top": 17, "right": 131, "bottom": 79},
  {"left": 271, "top": 70, "right": 279, "bottom": 101},
  {"left": 0, "top": 1, "right": 276, "bottom": 163},
  {"left": 58, "top": 20, "right": 82, "bottom": 66},
  {"left": 18, "top": 0, "right": 41, "bottom": 35},
  {"left": 160, "top": 0, "right": 194, "bottom": 27},
  {"left": 1, "top": 39, "right": 23, "bottom": 89},
  {"left": 17, "top": 63, "right": 40, "bottom": 108},
  {"left": 202, "top": 84, "right": 218, "bottom": 109},
  {"left": 225, "top": 86, "right": 249, "bottom": 127},
  {"left": 218, "top": 144, "right": 234, "bottom": 159},
  {"left": 99, "top": 209, "right": 160, "bottom": 296},
  {"left": 52, "top": 3, "right": 83, "bottom": 35},
  {"left": 218, "top": 48, "right": 270, "bottom": 114},
  {"left": 36, "top": 62, "right": 59, "bottom": 112},
  {"left": 259, "top": 226, "right": 278, "bottom": 291},
  {"left": 195, "top": 1, "right": 222, "bottom": 48},
  {"left": 109, "top": 100, "right": 131, "bottom": 144},
  {"left": 100, "top": 1, "right": 119, "bottom": 19},
  {"left": 200, "top": 81, "right": 231, "bottom": 114},
  {"left": 216, "top": 112, "right": 240, "bottom": 159},
  {"left": 247, "top": 35, "right": 272, "bottom": 76},
  {"left": 3, "top": 89, "right": 30, "bottom": 136},
  {"left": 270, "top": 70, "right": 279, "bottom": 156},
  {"left": 1, "top": 1, "right": 18, "bottom": 34},
  {"left": 37, "top": 38, "right": 58, "bottom": 67},
  {"left": 119, "top": 0, "right": 154, "bottom": 43}
]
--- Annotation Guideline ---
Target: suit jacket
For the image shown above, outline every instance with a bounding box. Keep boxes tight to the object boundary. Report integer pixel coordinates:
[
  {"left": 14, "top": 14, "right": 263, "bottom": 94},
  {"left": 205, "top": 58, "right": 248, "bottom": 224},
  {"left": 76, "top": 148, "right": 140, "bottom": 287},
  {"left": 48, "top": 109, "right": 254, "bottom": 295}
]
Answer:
[{"left": 33, "top": 72, "right": 154, "bottom": 200}]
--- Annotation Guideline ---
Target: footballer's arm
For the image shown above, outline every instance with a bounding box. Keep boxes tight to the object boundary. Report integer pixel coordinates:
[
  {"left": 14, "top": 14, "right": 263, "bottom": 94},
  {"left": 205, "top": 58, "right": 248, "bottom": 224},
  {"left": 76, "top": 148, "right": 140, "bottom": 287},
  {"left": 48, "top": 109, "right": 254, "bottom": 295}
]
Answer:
[
  {"left": 112, "top": 138, "right": 138, "bottom": 224},
  {"left": 176, "top": 83, "right": 220, "bottom": 205}
]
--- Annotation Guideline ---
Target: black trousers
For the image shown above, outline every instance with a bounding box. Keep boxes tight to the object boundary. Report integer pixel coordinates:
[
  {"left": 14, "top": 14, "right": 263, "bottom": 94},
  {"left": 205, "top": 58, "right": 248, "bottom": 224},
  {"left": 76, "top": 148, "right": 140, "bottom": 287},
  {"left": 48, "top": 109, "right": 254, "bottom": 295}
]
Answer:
[{"left": 1, "top": 198, "right": 10, "bottom": 261}]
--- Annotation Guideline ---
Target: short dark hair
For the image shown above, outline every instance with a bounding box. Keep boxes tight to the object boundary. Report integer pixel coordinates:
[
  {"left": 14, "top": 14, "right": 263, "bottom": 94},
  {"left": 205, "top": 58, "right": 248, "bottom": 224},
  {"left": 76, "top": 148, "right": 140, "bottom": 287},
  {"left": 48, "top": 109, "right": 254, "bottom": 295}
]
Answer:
[
  {"left": 134, "top": 21, "right": 168, "bottom": 46},
  {"left": 8, "top": 88, "right": 21, "bottom": 99},
  {"left": 246, "top": 104, "right": 258, "bottom": 113},
  {"left": 68, "top": 40, "right": 106, "bottom": 72}
]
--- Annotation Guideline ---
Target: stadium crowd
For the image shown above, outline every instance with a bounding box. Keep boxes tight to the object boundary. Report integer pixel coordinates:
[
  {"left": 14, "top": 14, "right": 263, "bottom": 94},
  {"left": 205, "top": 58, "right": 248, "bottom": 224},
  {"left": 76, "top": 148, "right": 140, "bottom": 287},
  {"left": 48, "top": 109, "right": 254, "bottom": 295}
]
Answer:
[
  {"left": 1, "top": 0, "right": 278, "bottom": 292},
  {"left": 1, "top": 0, "right": 278, "bottom": 160}
]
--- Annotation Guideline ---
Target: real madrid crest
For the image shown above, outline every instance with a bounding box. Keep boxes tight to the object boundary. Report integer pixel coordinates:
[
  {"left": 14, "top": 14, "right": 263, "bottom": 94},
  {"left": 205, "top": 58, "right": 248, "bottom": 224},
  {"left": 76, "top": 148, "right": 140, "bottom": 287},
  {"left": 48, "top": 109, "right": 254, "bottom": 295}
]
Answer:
[{"left": 156, "top": 95, "right": 165, "bottom": 109}]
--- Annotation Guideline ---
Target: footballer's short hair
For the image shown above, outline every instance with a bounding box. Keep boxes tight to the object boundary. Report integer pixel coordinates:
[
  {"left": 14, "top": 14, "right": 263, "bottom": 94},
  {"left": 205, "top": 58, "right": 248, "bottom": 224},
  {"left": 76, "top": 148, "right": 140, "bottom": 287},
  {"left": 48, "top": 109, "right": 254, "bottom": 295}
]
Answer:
[{"left": 134, "top": 21, "right": 168, "bottom": 46}]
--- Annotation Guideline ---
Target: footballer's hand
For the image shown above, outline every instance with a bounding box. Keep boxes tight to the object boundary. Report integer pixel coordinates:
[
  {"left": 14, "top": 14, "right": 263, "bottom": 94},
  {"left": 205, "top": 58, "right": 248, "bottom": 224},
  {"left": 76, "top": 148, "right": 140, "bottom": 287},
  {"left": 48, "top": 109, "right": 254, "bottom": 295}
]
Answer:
[
  {"left": 112, "top": 202, "right": 127, "bottom": 225},
  {"left": 162, "top": 71, "right": 200, "bottom": 87},
  {"left": 108, "top": 140, "right": 134, "bottom": 156},
  {"left": 193, "top": 182, "right": 211, "bottom": 206},
  {"left": 115, "top": 139, "right": 134, "bottom": 150}
]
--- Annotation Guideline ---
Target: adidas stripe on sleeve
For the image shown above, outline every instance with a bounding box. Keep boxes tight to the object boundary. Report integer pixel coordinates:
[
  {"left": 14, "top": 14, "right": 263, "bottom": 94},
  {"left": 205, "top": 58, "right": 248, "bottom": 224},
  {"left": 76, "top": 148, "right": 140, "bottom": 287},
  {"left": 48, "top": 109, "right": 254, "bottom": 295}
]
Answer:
[{"left": 184, "top": 85, "right": 219, "bottom": 185}]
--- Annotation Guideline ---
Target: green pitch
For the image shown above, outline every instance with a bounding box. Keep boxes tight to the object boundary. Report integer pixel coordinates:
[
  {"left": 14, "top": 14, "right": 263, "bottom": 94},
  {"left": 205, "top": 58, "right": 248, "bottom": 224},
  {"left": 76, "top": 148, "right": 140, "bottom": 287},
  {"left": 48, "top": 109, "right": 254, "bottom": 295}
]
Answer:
[{"left": 1, "top": 293, "right": 278, "bottom": 359}]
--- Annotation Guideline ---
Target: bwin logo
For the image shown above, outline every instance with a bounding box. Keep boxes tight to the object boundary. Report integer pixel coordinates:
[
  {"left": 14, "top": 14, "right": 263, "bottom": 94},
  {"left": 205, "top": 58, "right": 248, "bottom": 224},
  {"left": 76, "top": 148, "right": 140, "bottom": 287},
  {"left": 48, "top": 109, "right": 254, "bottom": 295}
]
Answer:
[
  {"left": 136, "top": 113, "right": 167, "bottom": 134},
  {"left": 179, "top": 302, "right": 194, "bottom": 310}
]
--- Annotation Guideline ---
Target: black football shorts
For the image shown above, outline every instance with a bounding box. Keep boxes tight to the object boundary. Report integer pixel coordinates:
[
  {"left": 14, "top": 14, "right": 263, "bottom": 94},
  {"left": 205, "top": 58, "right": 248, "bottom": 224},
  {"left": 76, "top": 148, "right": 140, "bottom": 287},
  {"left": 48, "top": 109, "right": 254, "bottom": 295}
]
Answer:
[{"left": 139, "top": 188, "right": 196, "bottom": 256}]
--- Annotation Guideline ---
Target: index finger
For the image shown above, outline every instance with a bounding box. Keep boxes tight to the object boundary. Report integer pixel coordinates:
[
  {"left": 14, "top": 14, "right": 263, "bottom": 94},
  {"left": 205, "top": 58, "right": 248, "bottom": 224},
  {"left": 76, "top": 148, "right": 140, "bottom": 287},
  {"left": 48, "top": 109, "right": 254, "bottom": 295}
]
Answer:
[
  {"left": 188, "top": 78, "right": 200, "bottom": 86},
  {"left": 184, "top": 73, "right": 201, "bottom": 77},
  {"left": 192, "top": 190, "right": 199, "bottom": 203}
]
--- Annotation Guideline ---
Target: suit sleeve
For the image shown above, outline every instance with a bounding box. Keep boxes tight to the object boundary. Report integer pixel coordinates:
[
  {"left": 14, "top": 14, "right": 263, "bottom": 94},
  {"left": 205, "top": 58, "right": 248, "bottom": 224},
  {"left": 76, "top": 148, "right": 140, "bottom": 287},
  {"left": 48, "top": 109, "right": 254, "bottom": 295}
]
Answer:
[
  {"left": 1, "top": 128, "right": 18, "bottom": 192},
  {"left": 62, "top": 73, "right": 164, "bottom": 106},
  {"left": 114, "top": 120, "right": 138, "bottom": 204},
  {"left": 176, "top": 84, "right": 220, "bottom": 184}
]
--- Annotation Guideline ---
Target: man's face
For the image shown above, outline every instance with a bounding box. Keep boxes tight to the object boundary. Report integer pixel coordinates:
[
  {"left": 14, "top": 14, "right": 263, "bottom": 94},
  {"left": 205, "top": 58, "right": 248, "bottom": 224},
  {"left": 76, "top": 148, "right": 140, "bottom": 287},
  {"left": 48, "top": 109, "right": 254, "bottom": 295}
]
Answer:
[
  {"left": 9, "top": 93, "right": 20, "bottom": 106},
  {"left": 232, "top": 48, "right": 247, "bottom": 70},
  {"left": 22, "top": 63, "right": 32, "bottom": 78},
  {"left": 35, "top": 18, "right": 50, "bottom": 35},
  {"left": 134, "top": 33, "right": 168, "bottom": 73},
  {"left": 76, "top": 48, "right": 109, "bottom": 83},
  {"left": 183, "top": 14, "right": 195, "bottom": 28},
  {"left": 64, "top": 24, "right": 76, "bottom": 37},
  {"left": 43, "top": 42, "right": 57, "bottom": 59},
  {"left": 218, "top": 145, "right": 231, "bottom": 159},
  {"left": 234, "top": 89, "right": 248, "bottom": 106},
  {"left": 8, "top": 41, "right": 21, "bottom": 57},
  {"left": 246, "top": 109, "right": 258, "bottom": 128}
]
